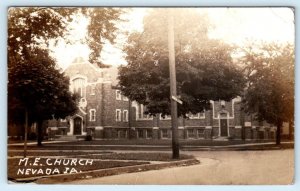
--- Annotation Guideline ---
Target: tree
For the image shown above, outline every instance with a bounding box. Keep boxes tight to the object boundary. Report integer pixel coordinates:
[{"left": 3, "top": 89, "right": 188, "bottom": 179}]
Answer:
[
  {"left": 84, "top": 8, "right": 125, "bottom": 67},
  {"left": 8, "top": 7, "right": 123, "bottom": 148},
  {"left": 119, "top": 9, "right": 245, "bottom": 117},
  {"left": 241, "top": 43, "right": 294, "bottom": 145},
  {"left": 8, "top": 48, "right": 79, "bottom": 146},
  {"left": 8, "top": 7, "right": 123, "bottom": 67}
]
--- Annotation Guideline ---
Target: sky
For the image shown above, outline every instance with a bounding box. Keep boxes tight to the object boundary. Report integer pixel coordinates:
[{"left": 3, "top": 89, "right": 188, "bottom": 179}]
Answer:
[{"left": 49, "top": 7, "right": 295, "bottom": 69}]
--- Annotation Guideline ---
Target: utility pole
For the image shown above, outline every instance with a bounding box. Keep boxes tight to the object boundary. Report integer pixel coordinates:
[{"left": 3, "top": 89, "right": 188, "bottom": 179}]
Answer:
[{"left": 168, "top": 9, "right": 179, "bottom": 159}]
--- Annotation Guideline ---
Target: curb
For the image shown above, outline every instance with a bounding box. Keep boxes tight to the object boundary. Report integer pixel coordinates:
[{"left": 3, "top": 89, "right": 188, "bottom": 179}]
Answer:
[
  {"left": 11, "top": 159, "right": 200, "bottom": 184},
  {"left": 8, "top": 142, "right": 294, "bottom": 150}
]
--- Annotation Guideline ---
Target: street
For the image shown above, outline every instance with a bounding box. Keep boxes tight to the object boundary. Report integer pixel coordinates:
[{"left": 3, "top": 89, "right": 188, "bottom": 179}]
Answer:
[{"left": 68, "top": 149, "right": 294, "bottom": 185}]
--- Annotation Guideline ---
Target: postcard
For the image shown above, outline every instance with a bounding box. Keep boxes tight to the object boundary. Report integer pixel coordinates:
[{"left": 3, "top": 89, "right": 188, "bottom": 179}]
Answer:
[{"left": 7, "top": 7, "right": 294, "bottom": 184}]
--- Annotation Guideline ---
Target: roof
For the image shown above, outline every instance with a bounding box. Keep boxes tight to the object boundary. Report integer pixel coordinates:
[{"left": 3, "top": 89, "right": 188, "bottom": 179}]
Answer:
[{"left": 65, "top": 57, "right": 120, "bottom": 85}]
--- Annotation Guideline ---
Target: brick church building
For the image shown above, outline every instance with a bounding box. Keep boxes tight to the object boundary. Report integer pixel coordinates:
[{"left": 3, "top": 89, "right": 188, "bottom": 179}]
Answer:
[{"left": 47, "top": 57, "right": 276, "bottom": 141}]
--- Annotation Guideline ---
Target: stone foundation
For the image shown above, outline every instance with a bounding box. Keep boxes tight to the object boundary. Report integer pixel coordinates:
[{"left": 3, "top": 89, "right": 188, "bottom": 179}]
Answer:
[{"left": 47, "top": 125, "right": 276, "bottom": 141}]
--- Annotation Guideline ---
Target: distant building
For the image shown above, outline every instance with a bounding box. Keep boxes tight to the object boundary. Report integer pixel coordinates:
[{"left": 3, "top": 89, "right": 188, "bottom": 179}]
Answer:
[{"left": 46, "top": 57, "right": 278, "bottom": 141}]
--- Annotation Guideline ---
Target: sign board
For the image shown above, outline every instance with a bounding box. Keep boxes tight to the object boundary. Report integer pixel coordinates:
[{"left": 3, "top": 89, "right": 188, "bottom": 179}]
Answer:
[{"left": 171, "top": 95, "right": 183, "bottom": 104}]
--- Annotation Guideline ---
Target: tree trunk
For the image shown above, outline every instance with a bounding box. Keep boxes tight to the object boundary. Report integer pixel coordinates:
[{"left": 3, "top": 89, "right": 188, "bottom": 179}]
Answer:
[
  {"left": 241, "top": 109, "right": 245, "bottom": 141},
  {"left": 128, "top": 100, "right": 132, "bottom": 128},
  {"left": 128, "top": 100, "right": 133, "bottom": 140},
  {"left": 276, "top": 120, "right": 283, "bottom": 145},
  {"left": 37, "top": 120, "right": 43, "bottom": 146},
  {"left": 24, "top": 109, "right": 28, "bottom": 157}
]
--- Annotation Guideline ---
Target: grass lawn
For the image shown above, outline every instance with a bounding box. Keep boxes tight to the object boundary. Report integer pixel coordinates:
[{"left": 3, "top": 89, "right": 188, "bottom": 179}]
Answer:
[
  {"left": 8, "top": 139, "right": 285, "bottom": 151},
  {"left": 8, "top": 151, "right": 112, "bottom": 157},
  {"left": 46, "top": 139, "right": 276, "bottom": 146},
  {"left": 72, "top": 152, "right": 194, "bottom": 161},
  {"left": 230, "top": 143, "right": 294, "bottom": 150}
]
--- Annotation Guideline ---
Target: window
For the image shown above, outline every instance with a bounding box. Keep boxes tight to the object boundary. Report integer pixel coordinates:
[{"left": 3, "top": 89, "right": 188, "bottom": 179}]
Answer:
[
  {"left": 138, "top": 104, "right": 143, "bottom": 119},
  {"left": 116, "top": 109, "right": 121, "bottom": 121},
  {"left": 137, "top": 104, "right": 152, "bottom": 120},
  {"left": 90, "top": 84, "right": 96, "bottom": 95},
  {"left": 137, "top": 129, "right": 144, "bottom": 138},
  {"left": 72, "top": 77, "right": 86, "bottom": 97},
  {"left": 116, "top": 90, "right": 122, "bottom": 100},
  {"left": 187, "top": 129, "right": 195, "bottom": 138},
  {"left": 197, "top": 129, "right": 205, "bottom": 138},
  {"left": 188, "top": 112, "right": 205, "bottom": 119},
  {"left": 160, "top": 114, "right": 171, "bottom": 120},
  {"left": 118, "top": 130, "right": 127, "bottom": 138},
  {"left": 146, "top": 129, "right": 153, "bottom": 139},
  {"left": 89, "top": 109, "right": 96, "bottom": 121},
  {"left": 123, "top": 96, "right": 129, "bottom": 101},
  {"left": 123, "top": 110, "right": 128, "bottom": 122},
  {"left": 161, "top": 129, "right": 168, "bottom": 138}
]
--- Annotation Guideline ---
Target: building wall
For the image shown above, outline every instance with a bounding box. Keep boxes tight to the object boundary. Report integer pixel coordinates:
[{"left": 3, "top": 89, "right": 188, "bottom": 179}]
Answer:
[{"left": 46, "top": 58, "right": 277, "bottom": 141}]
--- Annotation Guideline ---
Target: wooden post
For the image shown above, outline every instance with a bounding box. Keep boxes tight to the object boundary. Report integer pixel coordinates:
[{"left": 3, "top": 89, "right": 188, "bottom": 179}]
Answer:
[{"left": 168, "top": 9, "right": 179, "bottom": 159}]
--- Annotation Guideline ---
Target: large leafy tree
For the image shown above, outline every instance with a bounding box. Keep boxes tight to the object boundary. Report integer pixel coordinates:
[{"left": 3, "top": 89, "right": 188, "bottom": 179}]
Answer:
[
  {"left": 8, "top": 7, "right": 123, "bottom": 146},
  {"left": 241, "top": 43, "right": 294, "bottom": 145},
  {"left": 119, "top": 9, "right": 245, "bottom": 117},
  {"left": 8, "top": 49, "right": 79, "bottom": 146},
  {"left": 8, "top": 7, "right": 123, "bottom": 67}
]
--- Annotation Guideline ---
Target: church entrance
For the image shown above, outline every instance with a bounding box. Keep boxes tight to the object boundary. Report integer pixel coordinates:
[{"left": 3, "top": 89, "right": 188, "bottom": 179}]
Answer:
[
  {"left": 219, "top": 111, "right": 229, "bottom": 137},
  {"left": 73, "top": 117, "right": 82, "bottom": 135},
  {"left": 220, "top": 119, "right": 228, "bottom": 137}
]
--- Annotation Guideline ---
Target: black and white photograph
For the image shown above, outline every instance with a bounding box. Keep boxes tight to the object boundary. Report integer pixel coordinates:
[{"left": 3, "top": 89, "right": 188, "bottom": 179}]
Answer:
[{"left": 7, "top": 7, "right": 295, "bottom": 184}]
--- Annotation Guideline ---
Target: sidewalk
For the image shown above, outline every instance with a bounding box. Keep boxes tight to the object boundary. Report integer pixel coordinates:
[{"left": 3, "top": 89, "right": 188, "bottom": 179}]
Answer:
[
  {"left": 8, "top": 141, "right": 294, "bottom": 151},
  {"left": 183, "top": 141, "right": 294, "bottom": 148},
  {"left": 8, "top": 140, "right": 69, "bottom": 146}
]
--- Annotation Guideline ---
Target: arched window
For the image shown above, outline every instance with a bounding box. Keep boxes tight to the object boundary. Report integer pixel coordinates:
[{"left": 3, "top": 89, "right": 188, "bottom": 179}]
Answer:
[{"left": 72, "top": 77, "right": 86, "bottom": 97}]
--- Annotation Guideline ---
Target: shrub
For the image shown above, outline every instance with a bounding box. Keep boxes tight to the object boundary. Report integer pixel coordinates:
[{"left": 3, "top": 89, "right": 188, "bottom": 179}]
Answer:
[
  {"left": 28, "top": 132, "right": 37, "bottom": 140},
  {"left": 85, "top": 135, "right": 93, "bottom": 141}
]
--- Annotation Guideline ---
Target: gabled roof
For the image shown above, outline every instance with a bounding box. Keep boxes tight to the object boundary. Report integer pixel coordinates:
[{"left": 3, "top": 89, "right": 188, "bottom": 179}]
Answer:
[{"left": 64, "top": 57, "right": 120, "bottom": 85}]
